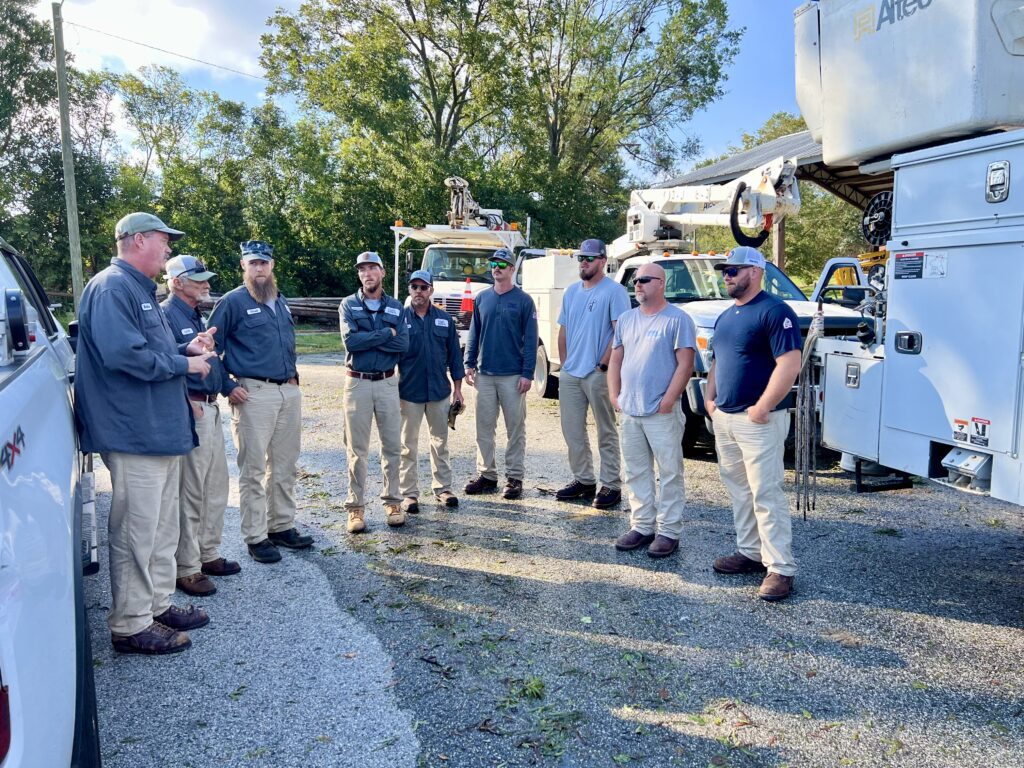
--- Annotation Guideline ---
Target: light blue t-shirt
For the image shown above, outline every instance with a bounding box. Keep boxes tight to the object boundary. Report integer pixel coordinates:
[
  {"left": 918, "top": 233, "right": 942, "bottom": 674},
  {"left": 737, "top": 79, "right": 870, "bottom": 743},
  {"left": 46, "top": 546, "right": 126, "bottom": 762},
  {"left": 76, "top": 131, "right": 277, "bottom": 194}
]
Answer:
[
  {"left": 613, "top": 304, "right": 697, "bottom": 417},
  {"left": 558, "top": 277, "right": 631, "bottom": 378}
]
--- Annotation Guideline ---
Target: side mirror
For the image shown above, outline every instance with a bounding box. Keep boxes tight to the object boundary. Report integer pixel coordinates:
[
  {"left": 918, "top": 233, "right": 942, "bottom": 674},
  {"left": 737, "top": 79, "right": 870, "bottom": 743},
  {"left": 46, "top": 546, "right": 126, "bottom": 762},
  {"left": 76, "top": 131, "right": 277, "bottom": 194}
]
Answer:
[{"left": 68, "top": 319, "right": 79, "bottom": 354}]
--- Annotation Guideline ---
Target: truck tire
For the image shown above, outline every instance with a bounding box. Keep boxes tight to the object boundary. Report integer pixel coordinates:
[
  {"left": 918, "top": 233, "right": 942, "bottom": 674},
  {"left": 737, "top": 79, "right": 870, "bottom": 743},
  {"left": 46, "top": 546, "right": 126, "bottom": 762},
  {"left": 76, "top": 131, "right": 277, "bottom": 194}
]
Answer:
[
  {"left": 680, "top": 394, "right": 713, "bottom": 456},
  {"left": 72, "top": 483, "right": 102, "bottom": 768},
  {"left": 533, "top": 344, "right": 558, "bottom": 398}
]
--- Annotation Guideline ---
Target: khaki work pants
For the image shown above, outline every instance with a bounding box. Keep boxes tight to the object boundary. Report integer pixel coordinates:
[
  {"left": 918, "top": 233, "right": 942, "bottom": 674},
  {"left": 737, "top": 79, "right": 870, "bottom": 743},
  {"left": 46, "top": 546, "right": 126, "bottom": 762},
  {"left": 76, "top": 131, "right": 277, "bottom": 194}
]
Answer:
[
  {"left": 230, "top": 379, "right": 301, "bottom": 545},
  {"left": 620, "top": 406, "right": 686, "bottom": 539},
  {"left": 400, "top": 398, "right": 453, "bottom": 498},
  {"left": 102, "top": 452, "right": 181, "bottom": 637},
  {"left": 343, "top": 375, "right": 402, "bottom": 508},
  {"left": 712, "top": 409, "right": 796, "bottom": 576},
  {"left": 559, "top": 370, "right": 621, "bottom": 489},
  {"left": 474, "top": 374, "right": 526, "bottom": 481},
  {"left": 176, "top": 401, "right": 229, "bottom": 577}
]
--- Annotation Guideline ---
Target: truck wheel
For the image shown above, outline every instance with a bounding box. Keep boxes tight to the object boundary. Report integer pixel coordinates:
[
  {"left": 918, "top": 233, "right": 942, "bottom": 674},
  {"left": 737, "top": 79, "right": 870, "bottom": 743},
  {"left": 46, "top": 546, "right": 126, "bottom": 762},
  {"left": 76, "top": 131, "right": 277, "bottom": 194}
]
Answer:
[
  {"left": 72, "top": 485, "right": 102, "bottom": 768},
  {"left": 680, "top": 395, "right": 712, "bottom": 456},
  {"left": 533, "top": 344, "right": 558, "bottom": 398}
]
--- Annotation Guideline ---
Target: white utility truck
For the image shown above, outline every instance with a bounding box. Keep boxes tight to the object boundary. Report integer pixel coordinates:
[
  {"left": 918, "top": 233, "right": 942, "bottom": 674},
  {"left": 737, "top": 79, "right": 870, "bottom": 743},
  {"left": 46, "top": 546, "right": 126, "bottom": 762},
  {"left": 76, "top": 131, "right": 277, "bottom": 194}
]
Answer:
[
  {"left": 796, "top": 0, "right": 1024, "bottom": 505},
  {"left": 0, "top": 235, "right": 101, "bottom": 767},
  {"left": 391, "top": 178, "right": 579, "bottom": 397}
]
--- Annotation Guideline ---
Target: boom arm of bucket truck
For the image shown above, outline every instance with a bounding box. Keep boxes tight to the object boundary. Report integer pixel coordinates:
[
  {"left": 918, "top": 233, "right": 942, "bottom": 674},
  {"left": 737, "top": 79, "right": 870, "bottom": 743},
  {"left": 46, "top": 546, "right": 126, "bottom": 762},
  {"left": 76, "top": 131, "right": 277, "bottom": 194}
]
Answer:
[{"left": 609, "top": 156, "right": 801, "bottom": 261}]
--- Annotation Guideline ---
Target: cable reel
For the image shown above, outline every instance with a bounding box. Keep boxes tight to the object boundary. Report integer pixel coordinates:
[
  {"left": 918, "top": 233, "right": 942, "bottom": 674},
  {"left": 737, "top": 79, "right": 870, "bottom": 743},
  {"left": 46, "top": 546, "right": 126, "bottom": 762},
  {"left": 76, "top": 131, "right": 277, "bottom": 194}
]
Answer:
[{"left": 861, "top": 191, "right": 893, "bottom": 247}]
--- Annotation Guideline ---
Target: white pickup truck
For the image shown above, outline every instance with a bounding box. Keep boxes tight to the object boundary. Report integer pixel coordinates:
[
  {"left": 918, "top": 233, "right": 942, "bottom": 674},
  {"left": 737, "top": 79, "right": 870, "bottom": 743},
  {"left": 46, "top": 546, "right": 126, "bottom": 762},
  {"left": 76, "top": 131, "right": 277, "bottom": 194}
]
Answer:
[{"left": 0, "top": 235, "right": 100, "bottom": 767}]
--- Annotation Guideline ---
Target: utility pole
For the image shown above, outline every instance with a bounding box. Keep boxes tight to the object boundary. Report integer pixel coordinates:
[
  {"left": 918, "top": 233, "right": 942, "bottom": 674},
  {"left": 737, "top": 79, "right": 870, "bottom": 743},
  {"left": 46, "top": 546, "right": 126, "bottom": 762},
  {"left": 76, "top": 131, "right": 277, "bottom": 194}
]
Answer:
[
  {"left": 772, "top": 218, "right": 786, "bottom": 271},
  {"left": 52, "top": 2, "right": 85, "bottom": 313}
]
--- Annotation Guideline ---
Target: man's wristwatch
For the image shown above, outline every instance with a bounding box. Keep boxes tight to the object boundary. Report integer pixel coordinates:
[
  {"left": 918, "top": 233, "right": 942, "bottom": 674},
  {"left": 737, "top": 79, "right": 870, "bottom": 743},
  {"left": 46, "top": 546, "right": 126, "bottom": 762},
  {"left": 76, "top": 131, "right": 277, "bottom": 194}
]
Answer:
[{"left": 597, "top": 363, "right": 608, "bottom": 372}]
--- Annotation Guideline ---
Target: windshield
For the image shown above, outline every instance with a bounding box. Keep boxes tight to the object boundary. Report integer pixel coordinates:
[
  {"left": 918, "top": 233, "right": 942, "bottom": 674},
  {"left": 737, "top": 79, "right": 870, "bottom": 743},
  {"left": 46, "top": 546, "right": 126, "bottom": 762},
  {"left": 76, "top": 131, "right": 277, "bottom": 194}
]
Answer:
[
  {"left": 422, "top": 247, "right": 498, "bottom": 284},
  {"left": 621, "top": 258, "right": 807, "bottom": 305}
]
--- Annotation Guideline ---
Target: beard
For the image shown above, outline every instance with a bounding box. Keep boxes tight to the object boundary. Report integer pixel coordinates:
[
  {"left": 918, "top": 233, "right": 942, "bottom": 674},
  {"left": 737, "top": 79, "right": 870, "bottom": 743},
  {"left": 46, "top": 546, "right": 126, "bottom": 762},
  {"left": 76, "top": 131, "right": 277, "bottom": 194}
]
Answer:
[{"left": 245, "top": 271, "right": 279, "bottom": 304}]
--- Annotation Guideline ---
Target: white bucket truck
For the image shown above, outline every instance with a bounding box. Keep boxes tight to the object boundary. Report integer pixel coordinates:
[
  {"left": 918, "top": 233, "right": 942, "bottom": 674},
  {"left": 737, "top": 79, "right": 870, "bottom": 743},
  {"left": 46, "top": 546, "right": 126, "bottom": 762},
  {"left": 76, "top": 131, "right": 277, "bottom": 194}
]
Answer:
[
  {"left": 391, "top": 178, "right": 579, "bottom": 397},
  {"left": 796, "top": 0, "right": 1024, "bottom": 504}
]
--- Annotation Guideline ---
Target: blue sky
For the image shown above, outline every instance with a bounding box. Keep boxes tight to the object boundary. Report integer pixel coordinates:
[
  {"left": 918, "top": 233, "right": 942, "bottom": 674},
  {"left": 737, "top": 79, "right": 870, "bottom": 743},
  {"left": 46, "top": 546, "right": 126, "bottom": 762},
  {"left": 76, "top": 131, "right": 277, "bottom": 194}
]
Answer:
[{"left": 37, "top": 0, "right": 801, "bottom": 176}]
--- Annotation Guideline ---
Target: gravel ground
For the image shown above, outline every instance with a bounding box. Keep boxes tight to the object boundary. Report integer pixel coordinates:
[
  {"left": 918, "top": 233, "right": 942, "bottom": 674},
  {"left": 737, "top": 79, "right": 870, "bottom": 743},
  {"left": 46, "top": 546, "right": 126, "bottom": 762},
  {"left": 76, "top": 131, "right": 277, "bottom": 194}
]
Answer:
[{"left": 89, "top": 354, "right": 1024, "bottom": 767}]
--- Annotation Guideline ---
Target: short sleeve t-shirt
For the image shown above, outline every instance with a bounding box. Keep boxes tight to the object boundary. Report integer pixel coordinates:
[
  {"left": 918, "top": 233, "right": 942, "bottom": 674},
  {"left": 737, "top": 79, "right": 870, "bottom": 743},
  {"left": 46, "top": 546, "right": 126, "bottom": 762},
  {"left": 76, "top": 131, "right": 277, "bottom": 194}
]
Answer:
[
  {"left": 613, "top": 304, "right": 697, "bottom": 417},
  {"left": 711, "top": 291, "right": 802, "bottom": 413},
  {"left": 558, "top": 277, "right": 631, "bottom": 377}
]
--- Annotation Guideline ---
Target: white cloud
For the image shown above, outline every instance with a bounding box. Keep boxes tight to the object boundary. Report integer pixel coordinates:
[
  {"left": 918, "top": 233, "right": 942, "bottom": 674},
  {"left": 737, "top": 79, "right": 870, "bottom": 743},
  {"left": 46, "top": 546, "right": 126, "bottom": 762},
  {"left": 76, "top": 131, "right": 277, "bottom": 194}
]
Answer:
[{"left": 35, "top": 0, "right": 299, "bottom": 81}]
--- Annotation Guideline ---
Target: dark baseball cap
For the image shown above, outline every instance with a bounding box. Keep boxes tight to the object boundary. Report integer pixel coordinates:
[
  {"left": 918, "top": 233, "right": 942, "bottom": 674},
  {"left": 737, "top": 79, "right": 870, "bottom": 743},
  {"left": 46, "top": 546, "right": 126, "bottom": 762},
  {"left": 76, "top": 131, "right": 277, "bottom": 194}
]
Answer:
[
  {"left": 240, "top": 240, "right": 273, "bottom": 261},
  {"left": 578, "top": 238, "right": 606, "bottom": 258}
]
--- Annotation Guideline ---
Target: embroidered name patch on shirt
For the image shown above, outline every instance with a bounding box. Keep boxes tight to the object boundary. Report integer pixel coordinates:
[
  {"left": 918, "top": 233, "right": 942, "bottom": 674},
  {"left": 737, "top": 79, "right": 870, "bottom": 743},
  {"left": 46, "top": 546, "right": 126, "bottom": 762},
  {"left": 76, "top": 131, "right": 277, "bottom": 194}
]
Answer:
[
  {"left": 246, "top": 308, "right": 261, "bottom": 315},
  {"left": 434, "top": 318, "right": 449, "bottom": 328},
  {"left": 384, "top": 306, "right": 401, "bottom": 316},
  {"left": 141, "top": 303, "right": 153, "bottom": 311},
  {"left": 181, "top": 327, "right": 195, "bottom": 335}
]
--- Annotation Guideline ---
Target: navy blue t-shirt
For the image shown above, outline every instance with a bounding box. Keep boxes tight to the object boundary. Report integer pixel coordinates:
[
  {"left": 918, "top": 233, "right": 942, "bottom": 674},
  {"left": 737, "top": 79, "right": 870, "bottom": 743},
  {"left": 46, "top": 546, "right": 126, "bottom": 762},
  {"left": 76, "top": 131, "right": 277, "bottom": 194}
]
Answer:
[{"left": 711, "top": 291, "right": 802, "bottom": 413}]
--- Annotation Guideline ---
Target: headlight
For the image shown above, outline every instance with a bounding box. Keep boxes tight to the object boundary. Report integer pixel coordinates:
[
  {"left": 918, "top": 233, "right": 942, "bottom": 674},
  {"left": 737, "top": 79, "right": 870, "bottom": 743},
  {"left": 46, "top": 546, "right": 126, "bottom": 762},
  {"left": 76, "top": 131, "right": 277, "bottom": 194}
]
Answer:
[{"left": 695, "top": 328, "right": 713, "bottom": 372}]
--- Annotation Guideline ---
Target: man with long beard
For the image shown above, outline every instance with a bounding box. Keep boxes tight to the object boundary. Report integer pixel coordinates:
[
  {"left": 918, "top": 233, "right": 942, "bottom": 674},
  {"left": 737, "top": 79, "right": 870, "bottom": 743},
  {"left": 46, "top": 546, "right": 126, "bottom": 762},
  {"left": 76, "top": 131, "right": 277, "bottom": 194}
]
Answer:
[{"left": 209, "top": 240, "right": 312, "bottom": 564}]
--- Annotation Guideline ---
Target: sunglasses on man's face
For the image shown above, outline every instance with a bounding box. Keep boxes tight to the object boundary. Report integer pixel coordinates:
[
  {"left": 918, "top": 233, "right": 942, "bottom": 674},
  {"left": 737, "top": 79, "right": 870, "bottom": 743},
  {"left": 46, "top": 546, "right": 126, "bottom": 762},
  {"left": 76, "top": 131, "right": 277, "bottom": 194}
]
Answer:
[
  {"left": 489, "top": 260, "right": 512, "bottom": 270},
  {"left": 720, "top": 266, "right": 752, "bottom": 278},
  {"left": 635, "top": 275, "right": 663, "bottom": 285},
  {"left": 409, "top": 283, "right": 431, "bottom": 292},
  {"left": 577, "top": 254, "right": 602, "bottom": 263}
]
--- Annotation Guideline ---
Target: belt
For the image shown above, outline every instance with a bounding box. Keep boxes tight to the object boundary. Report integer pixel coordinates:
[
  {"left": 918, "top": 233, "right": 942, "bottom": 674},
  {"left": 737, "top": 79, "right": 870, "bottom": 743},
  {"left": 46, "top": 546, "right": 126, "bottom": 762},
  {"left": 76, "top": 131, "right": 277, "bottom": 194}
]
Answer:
[
  {"left": 188, "top": 393, "right": 217, "bottom": 404},
  {"left": 347, "top": 369, "right": 395, "bottom": 381},
  {"left": 248, "top": 377, "right": 296, "bottom": 385}
]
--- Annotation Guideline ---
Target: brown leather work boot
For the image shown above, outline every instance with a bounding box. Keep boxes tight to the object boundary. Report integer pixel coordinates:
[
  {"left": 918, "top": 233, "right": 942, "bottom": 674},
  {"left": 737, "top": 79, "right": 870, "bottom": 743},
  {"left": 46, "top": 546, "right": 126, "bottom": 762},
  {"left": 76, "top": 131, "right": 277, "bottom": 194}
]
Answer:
[
  {"left": 647, "top": 535, "right": 679, "bottom": 559},
  {"left": 347, "top": 507, "right": 366, "bottom": 534},
  {"left": 614, "top": 530, "right": 655, "bottom": 551},
  {"left": 385, "top": 503, "right": 406, "bottom": 527},
  {"left": 759, "top": 573, "right": 794, "bottom": 602},
  {"left": 155, "top": 605, "right": 210, "bottom": 631},
  {"left": 176, "top": 572, "right": 217, "bottom": 596},
  {"left": 111, "top": 622, "right": 191, "bottom": 655},
  {"left": 713, "top": 552, "right": 768, "bottom": 575}
]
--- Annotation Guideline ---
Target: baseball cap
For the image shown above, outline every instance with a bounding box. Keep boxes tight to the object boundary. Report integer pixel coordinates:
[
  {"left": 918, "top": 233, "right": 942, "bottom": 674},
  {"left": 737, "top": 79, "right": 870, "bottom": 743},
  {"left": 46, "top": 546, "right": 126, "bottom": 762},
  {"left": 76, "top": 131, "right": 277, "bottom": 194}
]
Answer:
[
  {"left": 490, "top": 248, "right": 513, "bottom": 265},
  {"left": 578, "top": 238, "right": 606, "bottom": 258},
  {"left": 115, "top": 212, "right": 184, "bottom": 242},
  {"left": 240, "top": 240, "right": 273, "bottom": 261},
  {"left": 714, "top": 246, "right": 767, "bottom": 271},
  {"left": 165, "top": 255, "right": 216, "bottom": 282},
  {"left": 356, "top": 251, "right": 384, "bottom": 267},
  {"left": 408, "top": 269, "right": 433, "bottom": 286}
]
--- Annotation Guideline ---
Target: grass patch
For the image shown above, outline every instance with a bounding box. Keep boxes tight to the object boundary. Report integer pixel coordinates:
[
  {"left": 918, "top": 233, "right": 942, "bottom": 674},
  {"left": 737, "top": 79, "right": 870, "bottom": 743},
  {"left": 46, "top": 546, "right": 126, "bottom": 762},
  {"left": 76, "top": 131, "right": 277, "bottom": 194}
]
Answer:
[{"left": 296, "top": 332, "right": 344, "bottom": 355}]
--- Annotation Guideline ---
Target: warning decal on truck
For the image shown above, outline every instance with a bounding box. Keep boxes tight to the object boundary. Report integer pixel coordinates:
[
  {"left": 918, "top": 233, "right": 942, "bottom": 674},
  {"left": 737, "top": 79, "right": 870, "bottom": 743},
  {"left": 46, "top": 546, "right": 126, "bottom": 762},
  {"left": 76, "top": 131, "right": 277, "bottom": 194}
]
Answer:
[
  {"left": 894, "top": 252, "right": 924, "bottom": 279},
  {"left": 952, "top": 419, "right": 968, "bottom": 443},
  {"left": 970, "top": 417, "right": 990, "bottom": 448}
]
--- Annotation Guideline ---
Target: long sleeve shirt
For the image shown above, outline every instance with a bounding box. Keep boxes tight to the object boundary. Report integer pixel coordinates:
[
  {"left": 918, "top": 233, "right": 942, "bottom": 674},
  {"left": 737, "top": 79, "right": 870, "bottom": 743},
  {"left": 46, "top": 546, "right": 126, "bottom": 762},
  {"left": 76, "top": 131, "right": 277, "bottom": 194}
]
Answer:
[
  {"left": 398, "top": 304, "right": 465, "bottom": 403},
  {"left": 338, "top": 291, "right": 409, "bottom": 373},
  {"left": 74, "top": 257, "right": 197, "bottom": 456},
  {"left": 160, "top": 294, "right": 227, "bottom": 397},
  {"left": 208, "top": 286, "right": 298, "bottom": 391},
  {"left": 464, "top": 286, "right": 538, "bottom": 378}
]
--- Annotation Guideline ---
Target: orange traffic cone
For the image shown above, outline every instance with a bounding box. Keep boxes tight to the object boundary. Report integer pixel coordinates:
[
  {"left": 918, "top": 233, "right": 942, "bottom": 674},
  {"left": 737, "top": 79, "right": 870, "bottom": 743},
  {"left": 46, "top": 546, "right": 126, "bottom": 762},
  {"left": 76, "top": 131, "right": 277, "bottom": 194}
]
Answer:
[{"left": 459, "top": 277, "right": 474, "bottom": 312}]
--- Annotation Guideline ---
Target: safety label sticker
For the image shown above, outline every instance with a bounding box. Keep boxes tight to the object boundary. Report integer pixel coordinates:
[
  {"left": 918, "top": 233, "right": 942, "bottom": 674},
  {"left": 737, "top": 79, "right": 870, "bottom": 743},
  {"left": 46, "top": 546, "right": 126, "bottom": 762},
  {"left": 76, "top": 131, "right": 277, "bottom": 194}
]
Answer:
[
  {"left": 970, "top": 417, "right": 990, "bottom": 448},
  {"left": 952, "top": 419, "right": 968, "bottom": 442},
  {"left": 923, "top": 251, "right": 947, "bottom": 279},
  {"left": 894, "top": 251, "right": 947, "bottom": 280}
]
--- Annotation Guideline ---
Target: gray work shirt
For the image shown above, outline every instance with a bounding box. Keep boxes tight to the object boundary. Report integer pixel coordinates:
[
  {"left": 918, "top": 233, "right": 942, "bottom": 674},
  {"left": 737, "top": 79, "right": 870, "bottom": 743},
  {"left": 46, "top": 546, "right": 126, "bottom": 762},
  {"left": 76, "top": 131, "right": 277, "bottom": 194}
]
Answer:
[
  {"left": 208, "top": 286, "right": 298, "bottom": 391},
  {"left": 398, "top": 304, "right": 464, "bottom": 403},
  {"left": 464, "top": 286, "right": 538, "bottom": 378},
  {"left": 161, "top": 294, "right": 227, "bottom": 397},
  {"left": 339, "top": 291, "right": 409, "bottom": 373},
  {"left": 74, "top": 257, "right": 197, "bottom": 456}
]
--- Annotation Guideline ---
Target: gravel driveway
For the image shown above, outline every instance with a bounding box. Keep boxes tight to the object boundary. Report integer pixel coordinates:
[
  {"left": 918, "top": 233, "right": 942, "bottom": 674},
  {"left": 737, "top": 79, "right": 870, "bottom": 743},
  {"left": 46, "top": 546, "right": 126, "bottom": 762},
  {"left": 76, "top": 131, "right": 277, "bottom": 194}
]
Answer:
[{"left": 89, "top": 354, "right": 1024, "bottom": 767}]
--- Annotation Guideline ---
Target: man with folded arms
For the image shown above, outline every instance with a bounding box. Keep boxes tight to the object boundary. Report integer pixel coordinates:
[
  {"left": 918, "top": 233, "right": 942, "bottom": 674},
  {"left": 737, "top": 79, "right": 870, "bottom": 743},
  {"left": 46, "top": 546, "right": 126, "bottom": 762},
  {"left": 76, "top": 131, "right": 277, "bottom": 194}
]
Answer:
[
  {"left": 209, "top": 241, "right": 312, "bottom": 563},
  {"left": 161, "top": 255, "right": 241, "bottom": 596},
  {"left": 608, "top": 263, "right": 696, "bottom": 558},
  {"left": 76, "top": 212, "right": 215, "bottom": 654},
  {"left": 339, "top": 251, "right": 410, "bottom": 532}
]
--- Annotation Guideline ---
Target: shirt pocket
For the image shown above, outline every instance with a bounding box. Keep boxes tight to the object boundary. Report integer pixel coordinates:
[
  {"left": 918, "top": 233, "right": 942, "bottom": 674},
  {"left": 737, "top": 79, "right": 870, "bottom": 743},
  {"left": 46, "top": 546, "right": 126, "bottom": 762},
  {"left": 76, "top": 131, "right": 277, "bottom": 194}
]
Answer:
[
  {"left": 141, "top": 307, "right": 170, "bottom": 346},
  {"left": 243, "top": 311, "right": 270, "bottom": 329}
]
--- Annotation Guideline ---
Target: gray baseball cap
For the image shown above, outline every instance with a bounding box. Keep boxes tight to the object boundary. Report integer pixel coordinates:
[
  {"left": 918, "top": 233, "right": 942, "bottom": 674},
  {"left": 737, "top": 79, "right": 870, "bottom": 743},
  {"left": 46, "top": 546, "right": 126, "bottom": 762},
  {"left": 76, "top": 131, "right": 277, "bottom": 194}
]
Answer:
[
  {"left": 714, "top": 245, "right": 767, "bottom": 270},
  {"left": 166, "top": 255, "right": 215, "bottom": 282},
  {"left": 240, "top": 240, "right": 273, "bottom": 262},
  {"left": 408, "top": 269, "right": 433, "bottom": 286},
  {"left": 115, "top": 212, "right": 184, "bottom": 242},
  {"left": 578, "top": 238, "right": 607, "bottom": 257},
  {"left": 356, "top": 251, "right": 384, "bottom": 267}
]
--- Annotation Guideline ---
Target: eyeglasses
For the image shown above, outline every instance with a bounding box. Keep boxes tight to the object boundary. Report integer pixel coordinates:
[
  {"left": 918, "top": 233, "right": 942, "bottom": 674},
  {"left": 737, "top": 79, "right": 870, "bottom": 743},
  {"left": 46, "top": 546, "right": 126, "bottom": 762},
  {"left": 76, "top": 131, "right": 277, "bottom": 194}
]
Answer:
[
  {"left": 577, "top": 254, "right": 602, "bottom": 263},
  {"left": 489, "top": 260, "right": 512, "bottom": 270},
  {"left": 720, "top": 266, "right": 751, "bottom": 278},
  {"left": 409, "top": 283, "right": 431, "bottom": 291},
  {"left": 635, "top": 276, "right": 663, "bottom": 284}
]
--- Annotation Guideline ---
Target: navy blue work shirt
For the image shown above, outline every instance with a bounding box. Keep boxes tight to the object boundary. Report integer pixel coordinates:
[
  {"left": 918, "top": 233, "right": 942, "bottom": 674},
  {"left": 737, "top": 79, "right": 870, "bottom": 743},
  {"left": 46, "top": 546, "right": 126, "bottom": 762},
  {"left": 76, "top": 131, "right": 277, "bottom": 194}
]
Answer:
[
  {"left": 339, "top": 291, "right": 409, "bottom": 373},
  {"left": 464, "top": 286, "right": 538, "bottom": 378},
  {"left": 398, "top": 304, "right": 465, "bottom": 403},
  {"left": 161, "top": 294, "right": 227, "bottom": 397},
  {"left": 711, "top": 291, "right": 802, "bottom": 413},
  {"left": 208, "top": 285, "right": 298, "bottom": 392},
  {"left": 74, "top": 257, "right": 197, "bottom": 456}
]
